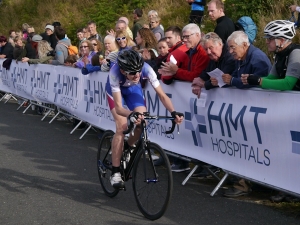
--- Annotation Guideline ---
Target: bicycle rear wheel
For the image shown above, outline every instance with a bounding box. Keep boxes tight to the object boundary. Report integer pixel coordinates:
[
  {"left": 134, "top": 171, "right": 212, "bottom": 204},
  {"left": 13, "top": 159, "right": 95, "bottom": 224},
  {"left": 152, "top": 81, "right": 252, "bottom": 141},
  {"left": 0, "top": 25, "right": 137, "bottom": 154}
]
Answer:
[
  {"left": 132, "top": 142, "right": 173, "bottom": 220},
  {"left": 97, "top": 130, "right": 119, "bottom": 197}
]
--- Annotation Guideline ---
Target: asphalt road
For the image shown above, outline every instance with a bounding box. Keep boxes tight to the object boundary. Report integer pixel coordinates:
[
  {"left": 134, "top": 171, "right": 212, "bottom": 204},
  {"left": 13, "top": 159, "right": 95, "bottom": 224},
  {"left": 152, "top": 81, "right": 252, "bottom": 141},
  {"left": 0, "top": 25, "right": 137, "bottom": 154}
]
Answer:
[{"left": 0, "top": 100, "right": 299, "bottom": 225}]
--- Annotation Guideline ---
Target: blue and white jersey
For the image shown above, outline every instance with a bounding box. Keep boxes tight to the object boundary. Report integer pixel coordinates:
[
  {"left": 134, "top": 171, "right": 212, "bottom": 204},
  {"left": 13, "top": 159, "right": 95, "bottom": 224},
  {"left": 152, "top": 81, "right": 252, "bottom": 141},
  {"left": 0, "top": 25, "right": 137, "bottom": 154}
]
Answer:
[{"left": 109, "top": 62, "right": 160, "bottom": 93}]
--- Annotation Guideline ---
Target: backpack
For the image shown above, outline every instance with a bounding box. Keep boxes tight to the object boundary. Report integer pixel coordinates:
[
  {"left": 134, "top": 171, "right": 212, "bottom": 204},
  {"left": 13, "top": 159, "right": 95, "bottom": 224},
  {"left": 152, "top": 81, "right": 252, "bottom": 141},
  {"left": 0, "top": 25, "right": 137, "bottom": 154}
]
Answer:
[
  {"left": 59, "top": 41, "right": 78, "bottom": 56},
  {"left": 235, "top": 16, "right": 257, "bottom": 44}
]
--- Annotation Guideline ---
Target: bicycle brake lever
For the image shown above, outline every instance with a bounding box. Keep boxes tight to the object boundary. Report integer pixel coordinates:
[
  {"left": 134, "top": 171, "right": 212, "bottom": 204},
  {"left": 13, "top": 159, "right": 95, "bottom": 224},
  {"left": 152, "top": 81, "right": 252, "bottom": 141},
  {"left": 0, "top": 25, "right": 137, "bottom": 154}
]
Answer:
[{"left": 177, "top": 124, "right": 180, "bottom": 134}]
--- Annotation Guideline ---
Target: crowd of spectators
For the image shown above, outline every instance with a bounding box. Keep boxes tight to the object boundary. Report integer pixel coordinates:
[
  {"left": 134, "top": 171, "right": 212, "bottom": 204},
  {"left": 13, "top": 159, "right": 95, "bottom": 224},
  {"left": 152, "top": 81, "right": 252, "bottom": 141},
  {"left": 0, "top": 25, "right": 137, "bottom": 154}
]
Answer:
[{"left": 0, "top": 0, "right": 299, "bottom": 203}]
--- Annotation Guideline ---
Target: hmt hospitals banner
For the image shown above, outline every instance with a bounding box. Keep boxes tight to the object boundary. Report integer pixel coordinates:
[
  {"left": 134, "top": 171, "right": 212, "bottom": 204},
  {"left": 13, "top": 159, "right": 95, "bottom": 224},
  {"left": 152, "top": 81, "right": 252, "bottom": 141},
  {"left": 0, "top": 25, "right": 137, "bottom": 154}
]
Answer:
[{"left": 1, "top": 59, "right": 299, "bottom": 196}]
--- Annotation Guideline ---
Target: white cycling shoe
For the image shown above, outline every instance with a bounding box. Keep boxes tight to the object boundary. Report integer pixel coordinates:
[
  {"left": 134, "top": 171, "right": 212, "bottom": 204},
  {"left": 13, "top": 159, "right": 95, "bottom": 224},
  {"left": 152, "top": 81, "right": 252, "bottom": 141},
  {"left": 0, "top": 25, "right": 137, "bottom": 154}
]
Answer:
[{"left": 110, "top": 172, "right": 125, "bottom": 189}]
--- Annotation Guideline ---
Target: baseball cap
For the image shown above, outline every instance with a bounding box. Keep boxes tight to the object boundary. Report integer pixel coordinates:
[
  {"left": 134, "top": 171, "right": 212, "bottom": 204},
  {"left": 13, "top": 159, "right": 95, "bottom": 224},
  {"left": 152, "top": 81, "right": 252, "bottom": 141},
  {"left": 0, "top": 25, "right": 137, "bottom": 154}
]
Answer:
[
  {"left": 32, "top": 34, "right": 43, "bottom": 42},
  {"left": 45, "top": 25, "right": 54, "bottom": 32}
]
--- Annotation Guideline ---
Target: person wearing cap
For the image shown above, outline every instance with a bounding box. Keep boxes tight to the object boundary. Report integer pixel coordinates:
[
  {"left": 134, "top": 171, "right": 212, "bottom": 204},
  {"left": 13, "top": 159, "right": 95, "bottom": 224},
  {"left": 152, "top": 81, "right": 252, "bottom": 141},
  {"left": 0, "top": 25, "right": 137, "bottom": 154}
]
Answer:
[
  {"left": 44, "top": 24, "right": 58, "bottom": 49},
  {"left": 241, "top": 20, "right": 300, "bottom": 91},
  {"left": 0, "top": 35, "right": 14, "bottom": 59}
]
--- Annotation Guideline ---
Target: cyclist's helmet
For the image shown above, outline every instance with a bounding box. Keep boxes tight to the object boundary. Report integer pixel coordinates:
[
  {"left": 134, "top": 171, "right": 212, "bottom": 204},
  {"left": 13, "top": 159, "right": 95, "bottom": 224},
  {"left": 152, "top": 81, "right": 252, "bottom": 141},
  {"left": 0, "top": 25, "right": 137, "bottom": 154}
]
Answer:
[
  {"left": 117, "top": 49, "right": 144, "bottom": 74},
  {"left": 264, "top": 20, "right": 296, "bottom": 40}
]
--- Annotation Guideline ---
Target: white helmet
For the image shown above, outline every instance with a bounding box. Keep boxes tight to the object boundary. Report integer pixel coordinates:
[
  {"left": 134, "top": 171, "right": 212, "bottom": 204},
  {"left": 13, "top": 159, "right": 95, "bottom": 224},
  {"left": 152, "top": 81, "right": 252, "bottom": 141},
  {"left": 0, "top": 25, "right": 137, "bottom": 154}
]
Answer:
[{"left": 264, "top": 20, "right": 296, "bottom": 40}]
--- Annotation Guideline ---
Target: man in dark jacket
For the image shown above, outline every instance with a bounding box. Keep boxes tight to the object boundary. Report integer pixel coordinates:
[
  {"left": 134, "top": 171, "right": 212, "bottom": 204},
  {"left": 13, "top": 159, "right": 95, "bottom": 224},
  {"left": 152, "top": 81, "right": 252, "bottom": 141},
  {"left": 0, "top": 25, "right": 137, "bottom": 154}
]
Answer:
[
  {"left": 0, "top": 36, "right": 14, "bottom": 59},
  {"left": 191, "top": 32, "right": 235, "bottom": 96},
  {"left": 222, "top": 31, "right": 272, "bottom": 89},
  {"left": 207, "top": 0, "right": 235, "bottom": 43}
]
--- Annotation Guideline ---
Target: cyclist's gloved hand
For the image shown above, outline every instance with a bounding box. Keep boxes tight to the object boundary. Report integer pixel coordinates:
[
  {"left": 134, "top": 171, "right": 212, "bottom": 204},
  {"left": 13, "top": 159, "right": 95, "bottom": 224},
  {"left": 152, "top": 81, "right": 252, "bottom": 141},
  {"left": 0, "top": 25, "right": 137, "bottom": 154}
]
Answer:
[
  {"left": 171, "top": 111, "right": 184, "bottom": 118},
  {"left": 128, "top": 112, "right": 142, "bottom": 123},
  {"left": 247, "top": 75, "right": 261, "bottom": 85}
]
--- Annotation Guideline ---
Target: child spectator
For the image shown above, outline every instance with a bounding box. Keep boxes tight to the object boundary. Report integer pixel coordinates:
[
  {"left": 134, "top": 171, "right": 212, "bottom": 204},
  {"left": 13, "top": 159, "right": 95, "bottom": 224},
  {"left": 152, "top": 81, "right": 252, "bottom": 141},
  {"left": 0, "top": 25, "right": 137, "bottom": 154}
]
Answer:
[{"left": 64, "top": 55, "right": 78, "bottom": 67}]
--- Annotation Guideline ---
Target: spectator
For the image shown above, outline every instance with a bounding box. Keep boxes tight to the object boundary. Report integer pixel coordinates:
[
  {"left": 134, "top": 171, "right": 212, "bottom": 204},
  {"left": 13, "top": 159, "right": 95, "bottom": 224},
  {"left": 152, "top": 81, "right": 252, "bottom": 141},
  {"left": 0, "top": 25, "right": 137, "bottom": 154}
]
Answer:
[
  {"left": 101, "top": 35, "right": 119, "bottom": 72},
  {"left": 156, "top": 37, "right": 170, "bottom": 78},
  {"left": 21, "top": 39, "right": 54, "bottom": 64},
  {"left": 81, "top": 53, "right": 102, "bottom": 75},
  {"left": 132, "top": 8, "right": 146, "bottom": 41},
  {"left": 44, "top": 24, "right": 58, "bottom": 49},
  {"left": 289, "top": 4, "right": 300, "bottom": 12},
  {"left": 192, "top": 32, "right": 235, "bottom": 94},
  {"left": 87, "top": 21, "right": 102, "bottom": 42},
  {"left": 22, "top": 23, "right": 30, "bottom": 40},
  {"left": 49, "top": 27, "right": 70, "bottom": 65},
  {"left": 146, "top": 10, "right": 164, "bottom": 31},
  {"left": 118, "top": 16, "right": 134, "bottom": 40},
  {"left": 190, "top": 32, "right": 236, "bottom": 177},
  {"left": 115, "top": 29, "right": 135, "bottom": 52},
  {"left": 221, "top": 31, "right": 272, "bottom": 89},
  {"left": 242, "top": 20, "right": 300, "bottom": 91},
  {"left": 90, "top": 38, "right": 102, "bottom": 54},
  {"left": 64, "top": 55, "right": 78, "bottom": 67},
  {"left": 8, "top": 30, "right": 16, "bottom": 47},
  {"left": 135, "top": 27, "right": 158, "bottom": 50},
  {"left": 150, "top": 16, "right": 164, "bottom": 41},
  {"left": 83, "top": 27, "right": 90, "bottom": 39},
  {"left": 52, "top": 21, "right": 61, "bottom": 28},
  {"left": 160, "top": 24, "right": 209, "bottom": 172},
  {"left": 0, "top": 36, "right": 14, "bottom": 59},
  {"left": 186, "top": 0, "right": 205, "bottom": 25},
  {"left": 106, "top": 20, "right": 130, "bottom": 38},
  {"left": 158, "top": 26, "right": 188, "bottom": 84},
  {"left": 207, "top": 0, "right": 235, "bottom": 43},
  {"left": 27, "top": 26, "right": 35, "bottom": 35},
  {"left": 241, "top": 21, "right": 300, "bottom": 202},
  {"left": 75, "top": 40, "right": 96, "bottom": 69},
  {"left": 76, "top": 28, "right": 86, "bottom": 48},
  {"left": 13, "top": 36, "right": 27, "bottom": 60},
  {"left": 160, "top": 23, "right": 210, "bottom": 83},
  {"left": 218, "top": 31, "right": 272, "bottom": 198}
]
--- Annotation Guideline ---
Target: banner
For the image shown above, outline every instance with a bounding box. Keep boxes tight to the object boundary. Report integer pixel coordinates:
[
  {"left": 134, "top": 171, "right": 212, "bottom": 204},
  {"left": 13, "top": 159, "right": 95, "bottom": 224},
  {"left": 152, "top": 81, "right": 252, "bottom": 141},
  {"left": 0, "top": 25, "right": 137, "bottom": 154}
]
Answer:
[{"left": 1, "top": 59, "right": 299, "bottom": 196}]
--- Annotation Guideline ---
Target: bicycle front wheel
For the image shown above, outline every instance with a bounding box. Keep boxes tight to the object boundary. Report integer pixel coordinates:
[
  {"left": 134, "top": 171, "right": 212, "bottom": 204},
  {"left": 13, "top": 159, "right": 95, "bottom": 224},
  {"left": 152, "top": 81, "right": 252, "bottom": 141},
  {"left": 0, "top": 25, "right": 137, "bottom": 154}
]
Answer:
[
  {"left": 132, "top": 142, "right": 173, "bottom": 220},
  {"left": 97, "top": 130, "right": 119, "bottom": 197}
]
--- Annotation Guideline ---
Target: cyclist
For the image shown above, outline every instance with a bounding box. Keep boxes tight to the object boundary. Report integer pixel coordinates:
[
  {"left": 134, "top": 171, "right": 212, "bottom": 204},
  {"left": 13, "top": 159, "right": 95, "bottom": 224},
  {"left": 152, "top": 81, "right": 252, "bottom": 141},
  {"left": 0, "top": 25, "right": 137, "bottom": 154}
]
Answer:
[{"left": 106, "top": 49, "right": 184, "bottom": 188}]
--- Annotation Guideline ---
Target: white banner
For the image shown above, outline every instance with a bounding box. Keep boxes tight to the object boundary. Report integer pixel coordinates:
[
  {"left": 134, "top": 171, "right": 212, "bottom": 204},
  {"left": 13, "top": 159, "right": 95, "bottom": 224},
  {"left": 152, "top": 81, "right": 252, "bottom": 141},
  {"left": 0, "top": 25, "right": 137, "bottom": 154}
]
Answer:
[{"left": 1, "top": 59, "right": 299, "bottom": 196}]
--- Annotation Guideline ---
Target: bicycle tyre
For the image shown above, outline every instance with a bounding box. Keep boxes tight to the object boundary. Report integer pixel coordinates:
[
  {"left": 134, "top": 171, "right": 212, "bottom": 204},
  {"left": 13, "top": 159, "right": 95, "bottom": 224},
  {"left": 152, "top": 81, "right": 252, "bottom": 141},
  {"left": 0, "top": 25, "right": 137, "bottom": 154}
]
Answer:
[
  {"left": 97, "top": 130, "right": 119, "bottom": 197},
  {"left": 132, "top": 142, "right": 173, "bottom": 220}
]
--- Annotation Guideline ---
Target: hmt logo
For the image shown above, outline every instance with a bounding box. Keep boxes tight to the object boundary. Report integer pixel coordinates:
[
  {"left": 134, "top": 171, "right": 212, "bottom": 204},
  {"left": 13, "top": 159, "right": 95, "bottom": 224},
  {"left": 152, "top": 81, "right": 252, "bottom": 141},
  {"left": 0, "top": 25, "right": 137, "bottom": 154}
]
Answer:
[{"left": 185, "top": 98, "right": 271, "bottom": 166}]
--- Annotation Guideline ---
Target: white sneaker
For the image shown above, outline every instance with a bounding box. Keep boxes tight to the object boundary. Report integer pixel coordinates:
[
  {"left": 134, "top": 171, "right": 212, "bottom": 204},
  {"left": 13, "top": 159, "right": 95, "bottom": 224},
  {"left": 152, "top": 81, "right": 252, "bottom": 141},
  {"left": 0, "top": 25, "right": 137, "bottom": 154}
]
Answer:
[{"left": 110, "top": 172, "right": 124, "bottom": 189}]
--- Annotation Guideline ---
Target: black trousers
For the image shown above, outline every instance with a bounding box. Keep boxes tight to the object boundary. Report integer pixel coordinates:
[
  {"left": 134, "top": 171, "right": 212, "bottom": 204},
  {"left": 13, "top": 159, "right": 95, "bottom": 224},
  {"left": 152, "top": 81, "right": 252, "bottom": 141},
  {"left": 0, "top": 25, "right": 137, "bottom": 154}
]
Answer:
[{"left": 189, "top": 10, "right": 204, "bottom": 24}]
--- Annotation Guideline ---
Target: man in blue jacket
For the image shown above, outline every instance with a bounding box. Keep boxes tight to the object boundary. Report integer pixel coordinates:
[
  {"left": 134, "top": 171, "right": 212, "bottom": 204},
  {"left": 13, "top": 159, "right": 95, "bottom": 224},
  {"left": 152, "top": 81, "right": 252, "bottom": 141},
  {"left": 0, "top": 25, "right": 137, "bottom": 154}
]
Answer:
[{"left": 221, "top": 31, "right": 272, "bottom": 89}]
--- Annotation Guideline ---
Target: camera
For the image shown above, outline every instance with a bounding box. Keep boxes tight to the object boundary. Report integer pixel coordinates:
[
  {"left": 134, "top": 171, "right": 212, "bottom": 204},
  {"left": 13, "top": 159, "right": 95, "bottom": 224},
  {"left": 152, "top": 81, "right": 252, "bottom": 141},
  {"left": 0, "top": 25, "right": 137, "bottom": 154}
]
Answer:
[{"left": 47, "top": 50, "right": 55, "bottom": 56}]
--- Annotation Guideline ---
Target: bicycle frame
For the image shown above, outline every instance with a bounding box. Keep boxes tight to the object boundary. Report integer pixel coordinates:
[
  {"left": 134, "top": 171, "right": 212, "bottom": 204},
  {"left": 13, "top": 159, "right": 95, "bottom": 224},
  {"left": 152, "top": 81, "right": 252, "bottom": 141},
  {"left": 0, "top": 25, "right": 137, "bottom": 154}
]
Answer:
[{"left": 122, "top": 119, "right": 156, "bottom": 182}]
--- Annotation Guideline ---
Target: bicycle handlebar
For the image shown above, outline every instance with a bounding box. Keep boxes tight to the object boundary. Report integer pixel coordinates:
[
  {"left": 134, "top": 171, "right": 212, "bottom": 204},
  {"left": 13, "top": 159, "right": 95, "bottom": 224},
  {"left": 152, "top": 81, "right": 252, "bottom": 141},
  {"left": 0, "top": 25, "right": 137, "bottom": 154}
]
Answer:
[{"left": 123, "top": 112, "right": 181, "bottom": 135}]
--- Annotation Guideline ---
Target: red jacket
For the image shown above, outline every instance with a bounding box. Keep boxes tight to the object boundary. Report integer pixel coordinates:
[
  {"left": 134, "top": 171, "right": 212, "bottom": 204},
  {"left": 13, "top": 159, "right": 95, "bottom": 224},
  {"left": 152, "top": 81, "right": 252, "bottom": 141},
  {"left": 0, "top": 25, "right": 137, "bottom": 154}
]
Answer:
[{"left": 161, "top": 42, "right": 209, "bottom": 83}]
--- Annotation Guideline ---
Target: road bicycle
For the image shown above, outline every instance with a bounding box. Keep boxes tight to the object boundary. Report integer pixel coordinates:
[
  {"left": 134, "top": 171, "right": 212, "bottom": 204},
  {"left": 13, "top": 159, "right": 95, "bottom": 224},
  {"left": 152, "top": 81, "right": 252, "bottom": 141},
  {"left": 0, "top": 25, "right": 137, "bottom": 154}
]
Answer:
[{"left": 97, "top": 112, "right": 181, "bottom": 220}]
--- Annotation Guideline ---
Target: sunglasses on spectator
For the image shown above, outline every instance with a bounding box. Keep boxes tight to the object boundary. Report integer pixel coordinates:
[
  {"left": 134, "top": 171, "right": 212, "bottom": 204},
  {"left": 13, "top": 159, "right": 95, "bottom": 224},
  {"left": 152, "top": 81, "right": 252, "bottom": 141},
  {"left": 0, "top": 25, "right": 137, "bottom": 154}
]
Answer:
[
  {"left": 92, "top": 43, "right": 97, "bottom": 46},
  {"left": 116, "top": 36, "right": 126, "bottom": 41},
  {"left": 80, "top": 45, "right": 89, "bottom": 49}
]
